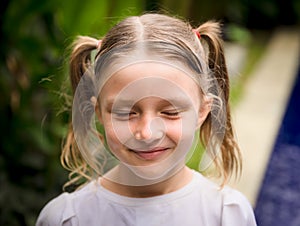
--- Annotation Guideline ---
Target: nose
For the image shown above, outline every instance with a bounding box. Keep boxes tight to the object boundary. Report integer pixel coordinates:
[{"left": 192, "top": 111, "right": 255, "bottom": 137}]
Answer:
[{"left": 133, "top": 114, "right": 164, "bottom": 142}]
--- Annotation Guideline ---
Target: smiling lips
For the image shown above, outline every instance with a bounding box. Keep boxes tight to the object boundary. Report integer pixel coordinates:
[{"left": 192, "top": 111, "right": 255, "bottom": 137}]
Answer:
[{"left": 130, "top": 148, "right": 170, "bottom": 160}]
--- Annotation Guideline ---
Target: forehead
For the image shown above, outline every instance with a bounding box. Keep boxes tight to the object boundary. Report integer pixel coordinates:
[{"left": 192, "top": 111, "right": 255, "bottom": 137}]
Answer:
[
  {"left": 99, "top": 62, "right": 201, "bottom": 106},
  {"left": 102, "top": 62, "right": 199, "bottom": 91}
]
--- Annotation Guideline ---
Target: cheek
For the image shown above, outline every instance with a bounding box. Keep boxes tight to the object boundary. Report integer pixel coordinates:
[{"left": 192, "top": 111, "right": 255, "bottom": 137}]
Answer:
[
  {"left": 102, "top": 119, "right": 132, "bottom": 152},
  {"left": 165, "top": 116, "right": 196, "bottom": 143},
  {"left": 165, "top": 122, "right": 182, "bottom": 144},
  {"left": 103, "top": 124, "right": 120, "bottom": 152},
  {"left": 171, "top": 112, "right": 198, "bottom": 145}
]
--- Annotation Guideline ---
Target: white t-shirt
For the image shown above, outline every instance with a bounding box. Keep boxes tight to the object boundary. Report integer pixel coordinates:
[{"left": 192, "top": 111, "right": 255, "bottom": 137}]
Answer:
[{"left": 36, "top": 171, "right": 257, "bottom": 226}]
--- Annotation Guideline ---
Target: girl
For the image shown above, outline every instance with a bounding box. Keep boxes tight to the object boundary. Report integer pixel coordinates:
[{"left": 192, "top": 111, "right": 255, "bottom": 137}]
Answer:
[{"left": 37, "top": 13, "right": 257, "bottom": 225}]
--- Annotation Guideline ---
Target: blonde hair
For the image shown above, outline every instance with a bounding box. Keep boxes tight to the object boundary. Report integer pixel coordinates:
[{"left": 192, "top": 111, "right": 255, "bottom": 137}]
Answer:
[{"left": 62, "top": 13, "right": 241, "bottom": 190}]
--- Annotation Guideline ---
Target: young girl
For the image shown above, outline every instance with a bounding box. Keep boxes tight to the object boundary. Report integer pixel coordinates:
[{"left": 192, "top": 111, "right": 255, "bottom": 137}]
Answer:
[{"left": 37, "top": 13, "right": 257, "bottom": 225}]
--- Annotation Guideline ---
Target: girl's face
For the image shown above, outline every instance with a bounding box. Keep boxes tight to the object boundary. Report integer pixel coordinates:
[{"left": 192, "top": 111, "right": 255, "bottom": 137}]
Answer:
[{"left": 98, "top": 62, "right": 209, "bottom": 179}]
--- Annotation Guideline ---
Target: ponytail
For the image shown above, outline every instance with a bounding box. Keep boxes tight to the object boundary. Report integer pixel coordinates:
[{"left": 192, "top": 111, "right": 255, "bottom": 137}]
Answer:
[
  {"left": 195, "top": 22, "right": 242, "bottom": 184},
  {"left": 62, "top": 36, "right": 100, "bottom": 191},
  {"left": 69, "top": 36, "right": 99, "bottom": 92},
  {"left": 196, "top": 22, "right": 228, "bottom": 101}
]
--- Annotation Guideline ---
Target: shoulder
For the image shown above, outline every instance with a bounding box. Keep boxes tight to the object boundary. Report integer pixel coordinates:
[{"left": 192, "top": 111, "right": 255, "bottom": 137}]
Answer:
[
  {"left": 36, "top": 193, "right": 73, "bottom": 226},
  {"left": 192, "top": 172, "right": 257, "bottom": 225},
  {"left": 192, "top": 171, "right": 254, "bottom": 209},
  {"left": 36, "top": 181, "right": 99, "bottom": 226},
  {"left": 220, "top": 186, "right": 257, "bottom": 226}
]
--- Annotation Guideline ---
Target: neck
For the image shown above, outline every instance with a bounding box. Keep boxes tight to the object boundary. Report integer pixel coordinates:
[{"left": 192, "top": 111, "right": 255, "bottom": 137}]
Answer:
[{"left": 101, "top": 166, "right": 193, "bottom": 198}]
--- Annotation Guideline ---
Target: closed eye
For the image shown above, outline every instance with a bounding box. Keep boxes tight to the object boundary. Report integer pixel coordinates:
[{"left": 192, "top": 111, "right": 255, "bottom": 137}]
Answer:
[
  {"left": 112, "top": 111, "right": 137, "bottom": 120},
  {"left": 162, "top": 111, "right": 179, "bottom": 116},
  {"left": 161, "top": 111, "right": 181, "bottom": 119}
]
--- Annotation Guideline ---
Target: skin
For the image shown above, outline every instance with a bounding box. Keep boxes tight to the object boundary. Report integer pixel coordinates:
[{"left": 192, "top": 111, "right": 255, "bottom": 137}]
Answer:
[{"left": 96, "top": 62, "right": 210, "bottom": 197}]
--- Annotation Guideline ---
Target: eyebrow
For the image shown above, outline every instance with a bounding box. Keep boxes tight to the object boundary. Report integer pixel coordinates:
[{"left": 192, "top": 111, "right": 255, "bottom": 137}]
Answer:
[
  {"left": 104, "top": 98, "right": 135, "bottom": 109},
  {"left": 105, "top": 96, "right": 193, "bottom": 109}
]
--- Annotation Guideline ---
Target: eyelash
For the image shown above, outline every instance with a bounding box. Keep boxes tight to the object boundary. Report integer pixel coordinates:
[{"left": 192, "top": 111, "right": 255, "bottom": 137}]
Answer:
[
  {"left": 113, "top": 111, "right": 136, "bottom": 118},
  {"left": 161, "top": 111, "right": 181, "bottom": 118},
  {"left": 112, "top": 110, "right": 182, "bottom": 120},
  {"left": 162, "top": 111, "right": 178, "bottom": 115}
]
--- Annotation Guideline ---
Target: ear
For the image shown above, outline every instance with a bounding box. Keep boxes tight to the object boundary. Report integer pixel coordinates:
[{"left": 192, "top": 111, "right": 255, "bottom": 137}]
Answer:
[{"left": 196, "top": 96, "right": 212, "bottom": 129}]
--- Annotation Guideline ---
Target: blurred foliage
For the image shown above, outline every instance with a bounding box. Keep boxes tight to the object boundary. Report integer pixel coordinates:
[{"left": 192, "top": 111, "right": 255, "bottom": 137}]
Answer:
[
  {"left": 0, "top": 0, "right": 144, "bottom": 225},
  {"left": 0, "top": 0, "right": 299, "bottom": 225}
]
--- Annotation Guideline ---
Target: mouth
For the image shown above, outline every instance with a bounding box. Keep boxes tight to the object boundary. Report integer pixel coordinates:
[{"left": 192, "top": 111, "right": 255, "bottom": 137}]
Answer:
[{"left": 129, "top": 147, "right": 170, "bottom": 161}]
